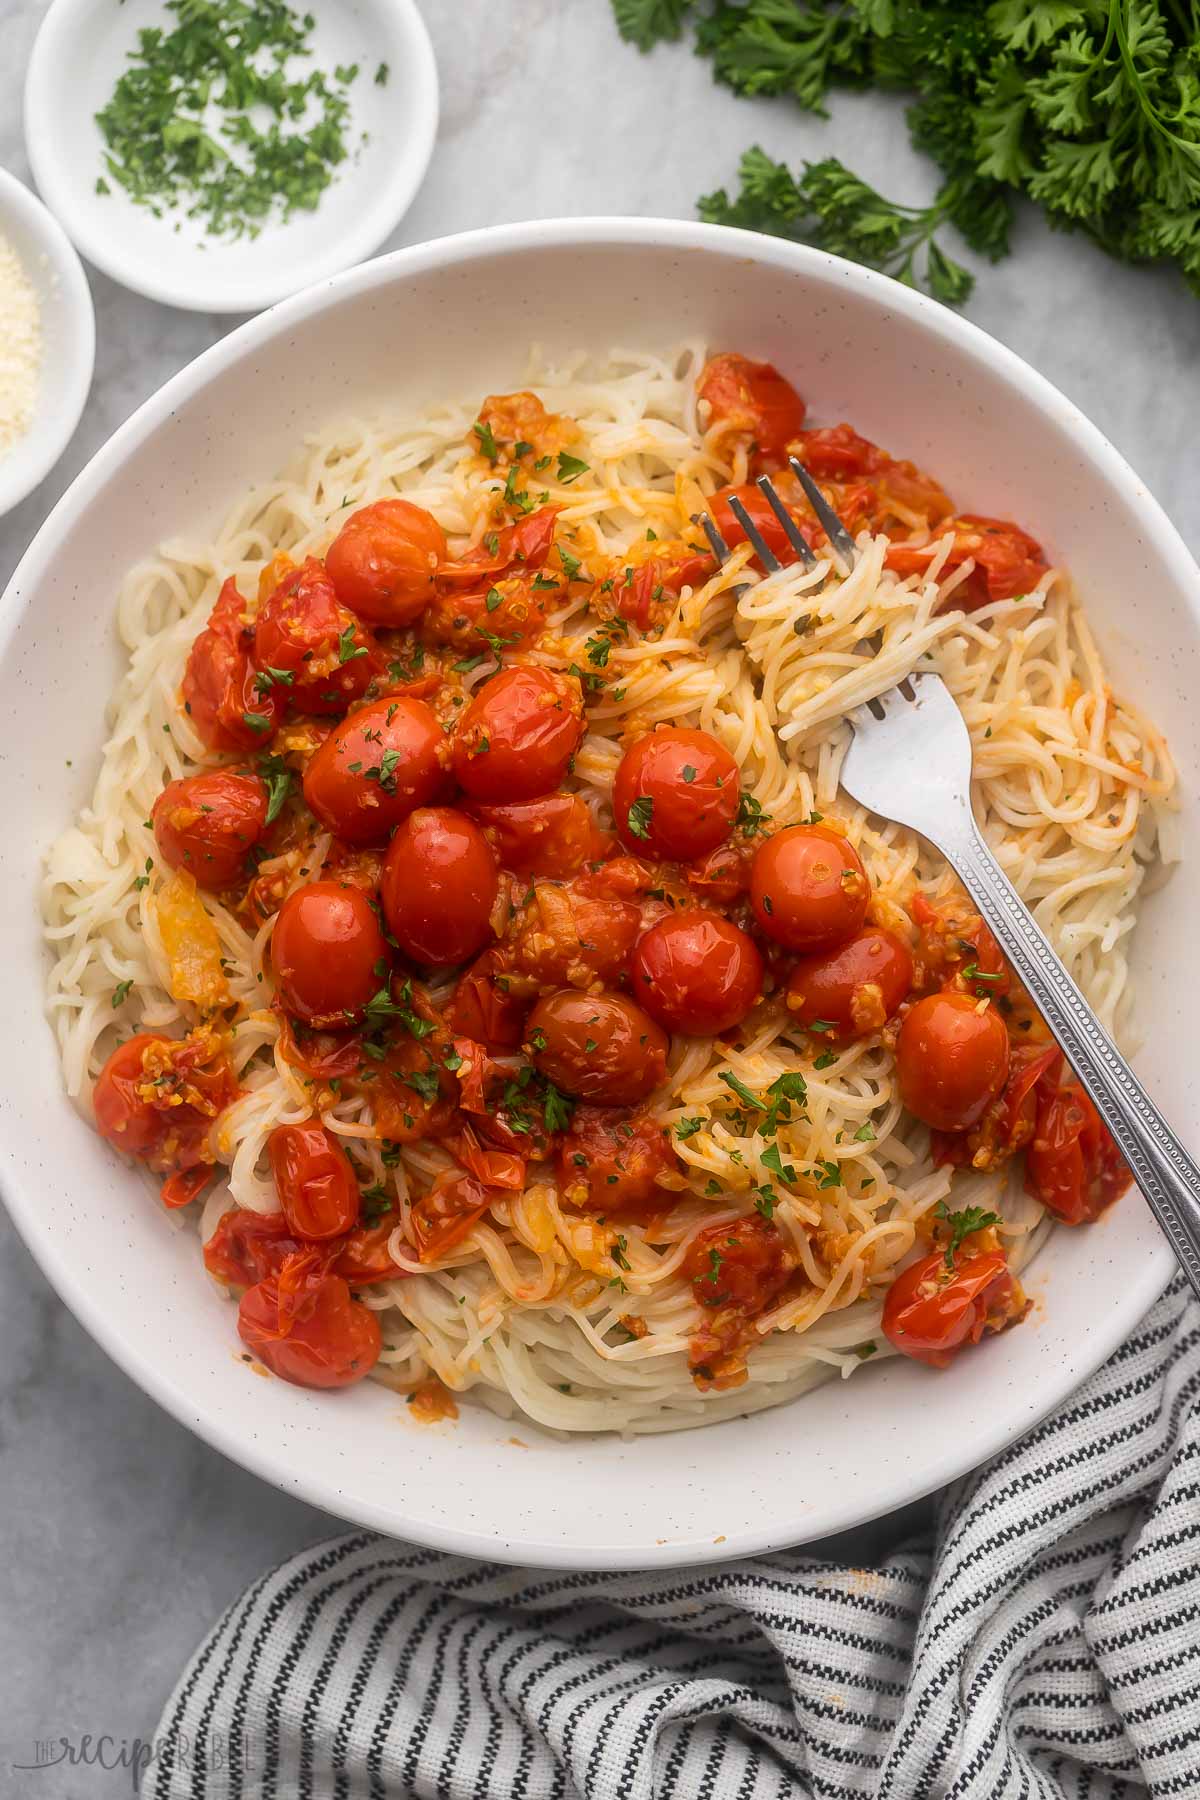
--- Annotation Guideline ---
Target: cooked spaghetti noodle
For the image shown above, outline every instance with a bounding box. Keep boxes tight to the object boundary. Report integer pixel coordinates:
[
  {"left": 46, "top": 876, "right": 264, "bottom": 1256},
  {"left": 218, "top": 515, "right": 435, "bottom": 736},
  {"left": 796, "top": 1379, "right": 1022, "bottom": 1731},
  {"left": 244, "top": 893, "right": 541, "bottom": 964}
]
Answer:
[{"left": 43, "top": 344, "right": 1177, "bottom": 1433}]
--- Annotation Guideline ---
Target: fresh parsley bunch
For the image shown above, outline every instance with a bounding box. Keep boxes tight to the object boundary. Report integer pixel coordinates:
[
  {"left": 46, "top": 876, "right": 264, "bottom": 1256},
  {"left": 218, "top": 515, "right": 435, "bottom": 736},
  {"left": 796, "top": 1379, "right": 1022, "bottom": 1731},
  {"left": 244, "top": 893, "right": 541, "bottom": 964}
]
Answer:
[{"left": 613, "top": 0, "right": 1200, "bottom": 303}]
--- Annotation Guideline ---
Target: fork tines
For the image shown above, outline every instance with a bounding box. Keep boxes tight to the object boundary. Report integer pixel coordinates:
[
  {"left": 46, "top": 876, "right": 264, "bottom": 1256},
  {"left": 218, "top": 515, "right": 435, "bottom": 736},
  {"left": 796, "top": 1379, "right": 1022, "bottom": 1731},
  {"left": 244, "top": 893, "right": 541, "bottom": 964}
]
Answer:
[{"left": 698, "top": 457, "right": 858, "bottom": 582}]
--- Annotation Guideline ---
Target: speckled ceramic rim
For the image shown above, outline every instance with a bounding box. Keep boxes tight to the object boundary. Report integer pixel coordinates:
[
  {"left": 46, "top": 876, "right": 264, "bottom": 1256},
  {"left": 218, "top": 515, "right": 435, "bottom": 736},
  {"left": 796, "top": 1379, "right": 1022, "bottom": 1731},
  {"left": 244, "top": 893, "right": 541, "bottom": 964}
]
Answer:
[
  {"left": 0, "top": 167, "right": 95, "bottom": 516},
  {"left": 0, "top": 220, "right": 1188, "bottom": 1566}
]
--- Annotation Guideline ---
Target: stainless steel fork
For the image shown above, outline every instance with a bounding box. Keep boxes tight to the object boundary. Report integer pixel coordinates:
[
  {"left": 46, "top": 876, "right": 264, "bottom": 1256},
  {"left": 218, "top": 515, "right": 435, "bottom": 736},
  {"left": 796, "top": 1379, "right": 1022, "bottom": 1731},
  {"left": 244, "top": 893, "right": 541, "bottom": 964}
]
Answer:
[{"left": 701, "top": 470, "right": 1200, "bottom": 1299}]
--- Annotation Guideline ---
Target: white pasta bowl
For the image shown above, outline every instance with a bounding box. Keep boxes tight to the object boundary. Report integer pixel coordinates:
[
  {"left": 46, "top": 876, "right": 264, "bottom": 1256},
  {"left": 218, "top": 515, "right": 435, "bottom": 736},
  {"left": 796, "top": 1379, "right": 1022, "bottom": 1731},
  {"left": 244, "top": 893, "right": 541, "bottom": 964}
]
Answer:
[{"left": 0, "top": 220, "right": 1193, "bottom": 1568}]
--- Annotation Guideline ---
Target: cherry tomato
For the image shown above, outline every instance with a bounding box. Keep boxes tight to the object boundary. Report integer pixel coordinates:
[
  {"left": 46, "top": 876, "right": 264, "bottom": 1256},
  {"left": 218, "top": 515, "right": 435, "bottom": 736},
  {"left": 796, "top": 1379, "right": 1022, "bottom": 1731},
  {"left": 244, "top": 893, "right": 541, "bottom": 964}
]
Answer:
[
  {"left": 324, "top": 499, "right": 447, "bottom": 627},
  {"left": 683, "top": 1214, "right": 794, "bottom": 1312},
  {"left": 268, "top": 1120, "right": 361, "bottom": 1240},
  {"left": 896, "top": 991, "right": 1011, "bottom": 1132},
  {"left": 183, "top": 577, "right": 279, "bottom": 751},
  {"left": 421, "top": 570, "right": 564, "bottom": 652},
  {"left": 912, "top": 891, "right": 1010, "bottom": 1000},
  {"left": 613, "top": 727, "right": 740, "bottom": 861},
  {"left": 556, "top": 1106, "right": 676, "bottom": 1216},
  {"left": 332, "top": 1221, "right": 409, "bottom": 1285},
  {"left": 1026, "top": 1058, "right": 1130, "bottom": 1224},
  {"left": 791, "top": 423, "right": 890, "bottom": 482},
  {"left": 381, "top": 807, "right": 498, "bottom": 966},
  {"left": 609, "top": 546, "right": 714, "bottom": 628},
  {"left": 785, "top": 926, "right": 913, "bottom": 1041},
  {"left": 932, "top": 1041, "right": 1058, "bottom": 1172},
  {"left": 630, "top": 910, "right": 763, "bottom": 1036},
  {"left": 254, "top": 558, "right": 378, "bottom": 715},
  {"left": 452, "top": 667, "right": 585, "bottom": 803},
  {"left": 204, "top": 1207, "right": 297, "bottom": 1288},
  {"left": 504, "top": 877, "right": 643, "bottom": 987},
  {"left": 272, "top": 879, "right": 391, "bottom": 1026},
  {"left": 445, "top": 950, "right": 529, "bottom": 1048},
  {"left": 93, "top": 1029, "right": 237, "bottom": 1175},
  {"left": 885, "top": 516, "right": 1046, "bottom": 610},
  {"left": 750, "top": 824, "right": 869, "bottom": 954},
  {"left": 882, "top": 1249, "right": 1018, "bottom": 1368},
  {"left": 708, "top": 482, "right": 812, "bottom": 567},
  {"left": 466, "top": 792, "right": 610, "bottom": 878},
  {"left": 238, "top": 1269, "right": 381, "bottom": 1389},
  {"left": 302, "top": 697, "right": 447, "bottom": 846},
  {"left": 686, "top": 841, "right": 752, "bottom": 907},
  {"left": 152, "top": 770, "right": 269, "bottom": 891},
  {"left": 409, "top": 1172, "right": 495, "bottom": 1260},
  {"left": 697, "top": 353, "right": 807, "bottom": 467},
  {"left": 527, "top": 989, "right": 669, "bottom": 1105},
  {"left": 437, "top": 507, "right": 558, "bottom": 589}
]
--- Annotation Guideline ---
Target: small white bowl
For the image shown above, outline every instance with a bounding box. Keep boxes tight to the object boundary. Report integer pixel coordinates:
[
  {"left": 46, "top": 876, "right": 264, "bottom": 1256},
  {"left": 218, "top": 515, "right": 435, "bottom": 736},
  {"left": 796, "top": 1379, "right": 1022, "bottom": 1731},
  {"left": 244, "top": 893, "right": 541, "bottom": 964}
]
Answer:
[
  {"left": 0, "top": 169, "right": 95, "bottom": 519},
  {"left": 23, "top": 0, "right": 438, "bottom": 315}
]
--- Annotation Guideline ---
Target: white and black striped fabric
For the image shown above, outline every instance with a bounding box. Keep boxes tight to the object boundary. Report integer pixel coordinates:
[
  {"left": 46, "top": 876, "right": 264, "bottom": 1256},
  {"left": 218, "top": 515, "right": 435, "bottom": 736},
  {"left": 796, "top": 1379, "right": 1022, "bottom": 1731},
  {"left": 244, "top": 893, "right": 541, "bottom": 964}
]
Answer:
[{"left": 144, "top": 1276, "right": 1200, "bottom": 1799}]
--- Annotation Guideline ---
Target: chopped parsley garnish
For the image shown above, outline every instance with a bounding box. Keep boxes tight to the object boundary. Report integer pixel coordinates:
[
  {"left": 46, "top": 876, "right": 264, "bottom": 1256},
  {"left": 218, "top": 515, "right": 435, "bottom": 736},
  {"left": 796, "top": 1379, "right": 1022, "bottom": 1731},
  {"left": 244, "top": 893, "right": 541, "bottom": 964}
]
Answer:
[
  {"left": 735, "top": 791, "right": 771, "bottom": 838},
  {"left": 718, "top": 1069, "right": 763, "bottom": 1111},
  {"left": 111, "top": 979, "right": 133, "bottom": 1009},
  {"left": 484, "top": 586, "right": 503, "bottom": 612},
  {"left": 935, "top": 1201, "right": 1003, "bottom": 1270},
  {"left": 402, "top": 1069, "right": 442, "bottom": 1103},
  {"left": 674, "top": 1117, "right": 706, "bottom": 1140},
  {"left": 853, "top": 1122, "right": 875, "bottom": 1143},
  {"left": 612, "top": 1235, "right": 631, "bottom": 1271},
  {"left": 542, "top": 1081, "right": 575, "bottom": 1134},
  {"left": 338, "top": 625, "right": 368, "bottom": 663},
  {"left": 94, "top": 0, "right": 364, "bottom": 241},
  {"left": 760, "top": 1141, "right": 795, "bottom": 1184},
  {"left": 241, "top": 710, "right": 273, "bottom": 735},
  {"left": 473, "top": 419, "right": 500, "bottom": 463},
  {"left": 585, "top": 635, "right": 612, "bottom": 668},
  {"left": 814, "top": 1159, "right": 842, "bottom": 1189},
  {"left": 557, "top": 545, "right": 583, "bottom": 580},
  {"left": 625, "top": 795, "right": 654, "bottom": 840},
  {"left": 556, "top": 451, "right": 590, "bottom": 485}
]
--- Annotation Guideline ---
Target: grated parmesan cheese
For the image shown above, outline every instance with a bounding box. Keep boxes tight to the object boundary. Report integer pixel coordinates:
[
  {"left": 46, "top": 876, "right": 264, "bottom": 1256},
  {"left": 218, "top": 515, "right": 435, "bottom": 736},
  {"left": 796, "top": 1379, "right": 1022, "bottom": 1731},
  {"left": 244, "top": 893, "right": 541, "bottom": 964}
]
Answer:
[{"left": 0, "top": 234, "right": 42, "bottom": 459}]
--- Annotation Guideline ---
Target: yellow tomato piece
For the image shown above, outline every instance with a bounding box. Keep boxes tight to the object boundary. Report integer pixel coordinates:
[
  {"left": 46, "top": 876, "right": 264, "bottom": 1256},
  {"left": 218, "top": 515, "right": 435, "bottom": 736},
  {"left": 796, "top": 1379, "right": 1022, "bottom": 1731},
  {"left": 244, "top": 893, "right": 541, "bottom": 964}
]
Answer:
[{"left": 156, "top": 869, "right": 231, "bottom": 1011}]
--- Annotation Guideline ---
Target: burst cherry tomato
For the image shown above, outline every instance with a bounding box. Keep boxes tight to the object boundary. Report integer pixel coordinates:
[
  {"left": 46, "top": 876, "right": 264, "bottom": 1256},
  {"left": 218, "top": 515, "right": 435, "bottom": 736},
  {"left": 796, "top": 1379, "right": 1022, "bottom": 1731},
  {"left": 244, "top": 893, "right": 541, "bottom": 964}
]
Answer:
[
  {"left": 254, "top": 558, "right": 378, "bottom": 715},
  {"left": 527, "top": 989, "right": 668, "bottom": 1105},
  {"left": 785, "top": 926, "right": 913, "bottom": 1041},
  {"left": 272, "top": 879, "right": 390, "bottom": 1026},
  {"left": 452, "top": 667, "right": 585, "bottom": 803},
  {"left": 791, "top": 423, "right": 890, "bottom": 482},
  {"left": 896, "top": 992, "right": 1010, "bottom": 1132},
  {"left": 683, "top": 1214, "right": 794, "bottom": 1312},
  {"left": 708, "top": 482, "right": 811, "bottom": 567},
  {"left": 445, "top": 949, "right": 529, "bottom": 1048},
  {"left": 697, "top": 353, "right": 807, "bottom": 467},
  {"left": 750, "top": 824, "right": 869, "bottom": 954},
  {"left": 324, "top": 499, "right": 447, "bottom": 627},
  {"left": 380, "top": 807, "right": 498, "bottom": 966},
  {"left": 466, "top": 792, "right": 610, "bottom": 878},
  {"left": 630, "top": 911, "right": 763, "bottom": 1036},
  {"left": 882, "top": 1249, "right": 1018, "bottom": 1368},
  {"left": 302, "top": 697, "right": 447, "bottom": 846},
  {"left": 1026, "top": 1058, "right": 1130, "bottom": 1224},
  {"left": 268, "top": 1121, "right": 361, "bottom": 1240},
  {"left": 612, "top": 727, "right": 739, "bottom": 861},
  {"left": 152, "top": 770, "right": 269, "bottom": 891},
  {"left": 437, "top": 507, "right": 558, "bottom": 589},
  {"left": 238, "top": 1269, "right": 381, "bottom": 1389},
  {"left": 609, "top": 547, "right": 714, "bottom": 628},
  {"left": 182, "top": 577, "right": 279, "bottom": 751},
  {"left": 556, "top": 1107, "right": 676, "bottom": 1216},
  {"left": 93, "top": 1030, "right": 237, "bottom": 1175}
]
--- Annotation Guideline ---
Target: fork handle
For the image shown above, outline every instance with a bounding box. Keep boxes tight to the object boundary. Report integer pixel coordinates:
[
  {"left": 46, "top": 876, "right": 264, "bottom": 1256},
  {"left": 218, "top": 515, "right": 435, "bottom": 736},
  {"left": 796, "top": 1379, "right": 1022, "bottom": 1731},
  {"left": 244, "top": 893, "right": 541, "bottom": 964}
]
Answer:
[{"left": 943, "top": 817, "right": 1200, "bottom": 1301}]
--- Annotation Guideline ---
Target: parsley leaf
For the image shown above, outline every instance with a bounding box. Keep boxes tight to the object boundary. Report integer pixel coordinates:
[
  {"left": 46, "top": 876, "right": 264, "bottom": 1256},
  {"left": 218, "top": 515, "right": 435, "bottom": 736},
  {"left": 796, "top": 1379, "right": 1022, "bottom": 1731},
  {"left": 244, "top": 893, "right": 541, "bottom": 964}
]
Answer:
[
  {"left": 556, "top": 451, "right": 590, "bottom": 485},
  {"left": 625, "top": 795, "right": 654, "bottom": 840},
  {"left": 935, "top": 1201, "right": 1003, "bottom": 1269}
]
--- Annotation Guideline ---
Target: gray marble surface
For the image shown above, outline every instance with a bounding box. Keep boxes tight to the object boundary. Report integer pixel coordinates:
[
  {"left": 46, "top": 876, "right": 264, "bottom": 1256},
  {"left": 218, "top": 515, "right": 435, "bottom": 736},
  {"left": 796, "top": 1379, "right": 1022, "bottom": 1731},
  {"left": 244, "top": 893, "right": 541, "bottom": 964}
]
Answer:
[{"left": 2, "top": 0, "right": 1199, "bottom": 1789}]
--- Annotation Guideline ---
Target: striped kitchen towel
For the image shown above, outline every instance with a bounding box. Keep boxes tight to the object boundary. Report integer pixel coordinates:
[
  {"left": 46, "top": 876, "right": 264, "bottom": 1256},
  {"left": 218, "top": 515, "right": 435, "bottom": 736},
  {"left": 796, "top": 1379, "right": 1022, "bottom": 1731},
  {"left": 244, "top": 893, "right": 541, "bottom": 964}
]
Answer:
[{"left": 144, "top": 1275, "right": 1200, "bottom": 1800}]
